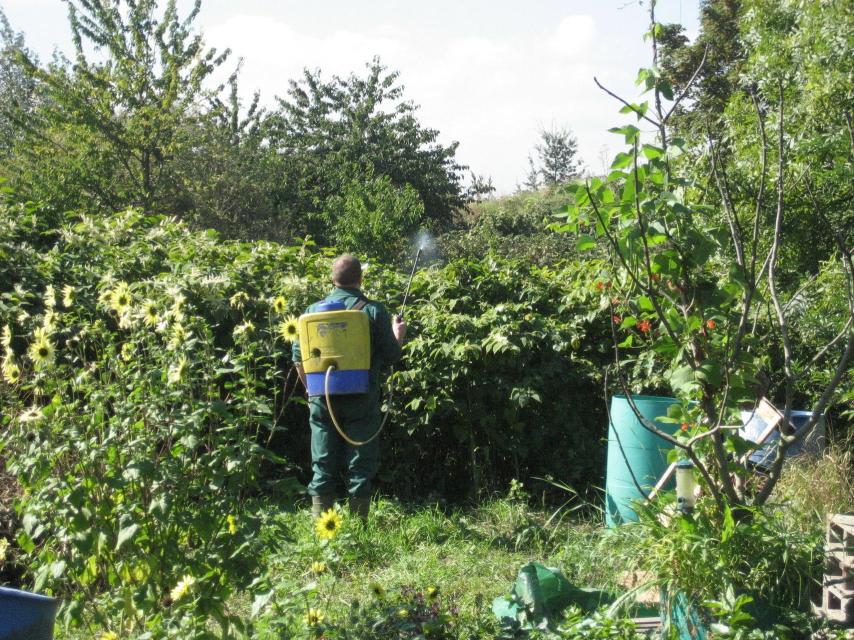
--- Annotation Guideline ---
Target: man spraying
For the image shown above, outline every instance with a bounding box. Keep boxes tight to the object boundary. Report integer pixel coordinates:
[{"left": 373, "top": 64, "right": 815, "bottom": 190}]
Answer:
[{"left": 293, "top": 255, "right": 406, "bottom": 521}]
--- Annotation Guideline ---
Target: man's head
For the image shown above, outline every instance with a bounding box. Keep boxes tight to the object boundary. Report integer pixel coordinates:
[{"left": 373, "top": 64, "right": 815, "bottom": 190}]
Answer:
[{"left": 331, "top": 254, "right": 362, "bottom": 288}]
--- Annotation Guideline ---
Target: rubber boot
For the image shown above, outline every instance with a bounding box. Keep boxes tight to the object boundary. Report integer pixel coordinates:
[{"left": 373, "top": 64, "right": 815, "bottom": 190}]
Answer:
[
  {"left": 311, "top": 495, "right": 334, "bottom": 519},
  {"left": 348, "top": 496, "right": 370, "bottom": 522}
]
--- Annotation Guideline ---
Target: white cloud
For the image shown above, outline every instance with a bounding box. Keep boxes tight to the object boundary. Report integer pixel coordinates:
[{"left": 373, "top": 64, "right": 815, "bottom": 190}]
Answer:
[
  {"left": 203, "top": 12, "right": 627, "bottom": 193},
  {"left": 547, "top": 15, "right": 596, "bottom": 57}
]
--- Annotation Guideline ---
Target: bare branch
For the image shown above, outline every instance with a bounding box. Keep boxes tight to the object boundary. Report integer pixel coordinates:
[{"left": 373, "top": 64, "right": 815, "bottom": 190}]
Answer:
[
  {"left": 593, "top": 77, "right": 661, "bottom": 129},
  {"left": 663, "top": 45, "right": 709, "bottom": 123},
  {"left": 707, "top": 128, "right": 746, "bottom": 267}
]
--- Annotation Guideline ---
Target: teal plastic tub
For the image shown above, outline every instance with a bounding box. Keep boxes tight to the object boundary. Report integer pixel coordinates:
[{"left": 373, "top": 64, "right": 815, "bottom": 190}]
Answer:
[{"left": 605, "top": 394, "right": 679, "bottom": 526}]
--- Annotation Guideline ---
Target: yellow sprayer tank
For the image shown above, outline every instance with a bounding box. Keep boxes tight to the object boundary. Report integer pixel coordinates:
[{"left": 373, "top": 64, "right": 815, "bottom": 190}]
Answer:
[{"left": 298, "top": 301, "right": 370, "bottom": 395}]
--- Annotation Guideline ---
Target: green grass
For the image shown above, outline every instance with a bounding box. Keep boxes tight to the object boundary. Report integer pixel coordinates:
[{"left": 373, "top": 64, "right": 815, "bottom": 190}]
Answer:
[{"left": 232, "top": 493, "right": 622, "bottom": 633}]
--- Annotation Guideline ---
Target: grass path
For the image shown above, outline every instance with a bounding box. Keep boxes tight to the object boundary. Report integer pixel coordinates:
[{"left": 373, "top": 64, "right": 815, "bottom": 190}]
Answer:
[{"left": 231, "top": 495, "right": 627, "bottom": 635}]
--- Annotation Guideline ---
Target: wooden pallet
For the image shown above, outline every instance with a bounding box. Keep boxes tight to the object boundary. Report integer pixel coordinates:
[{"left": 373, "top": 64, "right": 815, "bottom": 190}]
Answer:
[{"left": 632, "top": 616, "right": 661, "bottom": 634}]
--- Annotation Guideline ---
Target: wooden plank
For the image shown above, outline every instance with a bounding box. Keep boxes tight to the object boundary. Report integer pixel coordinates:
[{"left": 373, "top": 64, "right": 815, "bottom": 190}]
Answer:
[{"left": 647, "top": 462, "right": 676, "bottom": 502}]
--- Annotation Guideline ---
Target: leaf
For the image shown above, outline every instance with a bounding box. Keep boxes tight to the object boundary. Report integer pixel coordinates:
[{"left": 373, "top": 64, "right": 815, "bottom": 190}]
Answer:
[
  {"left": 116, "top": 523, "right": 139, "bottom": 551},
  {"left": 608, "top": 125, "right": 641, "bottom": 144},
  {"left": 721, "top": 504, "right": 735, "bottom": 543},
  {"left": 251, "top": 590, "right": 274, "bottom": 618},
  {"left": 669, "top": 365, "right": 696, "bottom": 393},
  {"left": 610, "top": 152, "right": 633, "bottom": 169},
  {"left": 576, "top": 235, "right": 596, "bottom": 251},
  {"left": 641, "top": 144, "right": 664, "bottom": 159},
  {"left": 619, "top": 101, "right": 649, "bottom": 120},
  {"left": 696, "top": 361, "right": 723, "bottom": 387}
]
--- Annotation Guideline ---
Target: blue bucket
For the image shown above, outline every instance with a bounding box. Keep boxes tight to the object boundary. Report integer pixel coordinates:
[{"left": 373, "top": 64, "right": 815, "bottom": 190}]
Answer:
[{"left": 0, "top": 587, "right": 60, "bottom": 640}]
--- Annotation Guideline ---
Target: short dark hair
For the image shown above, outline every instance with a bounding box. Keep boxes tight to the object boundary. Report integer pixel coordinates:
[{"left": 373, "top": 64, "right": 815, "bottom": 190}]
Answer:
[{"left": 331, "top": 255, "right": 362, "bottom": 287}]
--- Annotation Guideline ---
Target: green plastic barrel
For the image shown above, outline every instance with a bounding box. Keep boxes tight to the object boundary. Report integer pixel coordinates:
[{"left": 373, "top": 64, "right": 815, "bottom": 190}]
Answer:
[{"left": 605, "top": 394, "right": 679, "bottom": 527}]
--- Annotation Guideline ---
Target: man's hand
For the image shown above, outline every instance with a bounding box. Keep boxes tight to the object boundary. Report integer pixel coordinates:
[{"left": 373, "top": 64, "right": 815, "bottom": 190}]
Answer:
[{"left": 393, "top": 315, "right": 407, "bottom": 345}]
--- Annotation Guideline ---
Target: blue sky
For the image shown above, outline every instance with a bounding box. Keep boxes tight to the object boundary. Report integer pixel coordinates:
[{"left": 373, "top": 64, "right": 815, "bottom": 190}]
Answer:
[{"left": 2, "top": 0, "right": 699, "bottom": 193}]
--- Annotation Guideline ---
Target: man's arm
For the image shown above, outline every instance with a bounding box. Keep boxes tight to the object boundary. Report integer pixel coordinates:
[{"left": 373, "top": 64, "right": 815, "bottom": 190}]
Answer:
[
  {"left": 393, "top": 315, "right": 407, "bottom": 345},
  {"left": 374, "top": 305, "right": 405, "bottom": 366}
]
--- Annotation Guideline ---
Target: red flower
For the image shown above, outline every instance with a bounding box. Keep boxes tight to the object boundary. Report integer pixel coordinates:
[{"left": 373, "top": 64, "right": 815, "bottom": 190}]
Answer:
[
  {"left": 680, "top": 423, "right": 690, "bottom": 432},
  {"left": 706, "top": 319, "right": 716, "bottom": 330},
  {"left": 612, "top": 315, "right": 622, "bottom": 325},
  {"left": 596, "top": 281, "right": 604, "bottom": 291},
  {"left": 638, "top": 319, "right": 651, "bottom": 333}
]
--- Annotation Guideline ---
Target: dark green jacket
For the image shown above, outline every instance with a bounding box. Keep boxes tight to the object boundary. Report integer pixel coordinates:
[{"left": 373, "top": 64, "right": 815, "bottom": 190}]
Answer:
[{"left": 292, "top": 287, "right": 402, "bottom": 400}]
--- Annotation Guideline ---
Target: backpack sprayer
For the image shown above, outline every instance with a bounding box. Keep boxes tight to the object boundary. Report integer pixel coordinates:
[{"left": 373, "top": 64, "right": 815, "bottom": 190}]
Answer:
[{"left": 298, "top": 246, "right": 423, "bottom": 447}]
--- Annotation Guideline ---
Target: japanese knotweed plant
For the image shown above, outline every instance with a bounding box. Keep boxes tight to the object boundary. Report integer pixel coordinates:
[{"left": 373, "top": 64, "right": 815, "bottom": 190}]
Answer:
[{"left": 553, "top": 4, "right": 854, "bottom": 515}]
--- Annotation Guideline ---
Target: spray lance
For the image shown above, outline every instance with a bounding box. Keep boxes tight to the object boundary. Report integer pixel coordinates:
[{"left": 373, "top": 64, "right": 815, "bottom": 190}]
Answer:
[{"left": 397, "top": 245, "right": 423, "bottom": 322}]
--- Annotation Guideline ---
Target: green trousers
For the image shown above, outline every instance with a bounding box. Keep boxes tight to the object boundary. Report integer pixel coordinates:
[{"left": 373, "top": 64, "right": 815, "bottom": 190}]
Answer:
[{"left": 307, "top": 394, "right": 381, "bottom": 498}]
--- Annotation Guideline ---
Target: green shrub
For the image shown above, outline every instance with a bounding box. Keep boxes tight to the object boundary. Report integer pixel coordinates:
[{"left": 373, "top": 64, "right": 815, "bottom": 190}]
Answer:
[{"left": 0, "top": 202, "right": 621, "bottom": 635}]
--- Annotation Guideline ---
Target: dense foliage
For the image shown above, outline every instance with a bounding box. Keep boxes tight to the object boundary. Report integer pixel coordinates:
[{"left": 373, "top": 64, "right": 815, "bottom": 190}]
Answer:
[
  {"left": 0, "top": 0, "right": 852, "bottom": 636},
  {"left": 0, "top": 202, "right": 620, "bottom": 633},
  {"left": 0, "top": 3, "right": 467, "bottom": 255},
  {"left": 553, "top": 0, "right": 853, "bottom": 513}
]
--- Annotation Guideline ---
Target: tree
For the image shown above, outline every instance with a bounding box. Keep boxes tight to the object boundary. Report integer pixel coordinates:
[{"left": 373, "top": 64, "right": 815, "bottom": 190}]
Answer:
[
  {"left": 6, "top": 0, "right": 230, "bottom": 213},
  {"left": 268, "top": 58, "right": 466, "bottom": 243},
  {"left": 327, "top": 170, "right": 424, "bottom": 258},
  {"left": 534, "top": 126, "right": 580, "bottom": 186},
  {"left": 657, "top": 0, "right": 744, "bottom": 127},
  {"left": 465, "top": 171, "right": 495, "bottom": 203},
  {"left": 558, "top": 0, "right": 853, "bottom": 515},
  {"left": 0, "top": 9, "right": 39, "bottom": 159},
  {"left": 523, "top": 155, "right": 540, "bottom": 191},
  {"left": 171, "top": 71, "right": 286, "bottom": 240}
]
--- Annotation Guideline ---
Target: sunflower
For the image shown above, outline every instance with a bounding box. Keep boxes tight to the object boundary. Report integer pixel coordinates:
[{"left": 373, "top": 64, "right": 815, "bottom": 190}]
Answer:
[
  {"left": 121, "top": 342, "right": 135, "bottom": 362},
  {"left": 29, "top": 328, "right": 54, "bottom": 367},
  {"left": 272, "top": 295, "right": 287, "bottom": 314},
  {"left": 233, "top": 321, "right": 254, "bottom": 338},
  {"left": 3, "top": 359, "right": 21, "bottom": 385},
  {"left": 229, "top": 291, "right": 248, "bottom": 310},
  {"left": 2, "top": 325, "right": 12, "bottom": 352},
  {"left": 62, "top": 285, "right": 75, "bottom": 309},
  {"left": 109, "top": 282, "right": 133, "bottom": 314},
  {"left": 426, "top": 585, "right": 439, "bottom": 600},
  {"left": 19, "top": 406, "right": 43, "bottom": 423},
  {"left": 0, "top": 537, "right": 8, "bottom": 562},
  {"left": 99, "top": 632, "right": 119, "bottom": 640},
  {"left": 311, "top": 560, "right": 327, "bottom": 575},
  {"left": 168, "top": 324, "right": 187, "bottom": 351},
  {"left": 142, "top": 300, "right": 159, "bottom": 327},
  {"left": 369, "top": 582, "right": 386, "bottom": 599},
  {"left": 167, "top": 356, "right": 188, "bottom": 385},
  {"left": 169, "top": 574, "right": 196, "bottom": 602},
  {"left": 305, "top": 608, "right": 324, "bottom": 627},
  {"left": 279, "top": 316, "right": 300, "bottom": 343},
  {"left": 315, "top": 508, "right": 342, "bottom": 540},
  {"left": 43, "top": 285, "right": 56, "bottom": 310}
]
